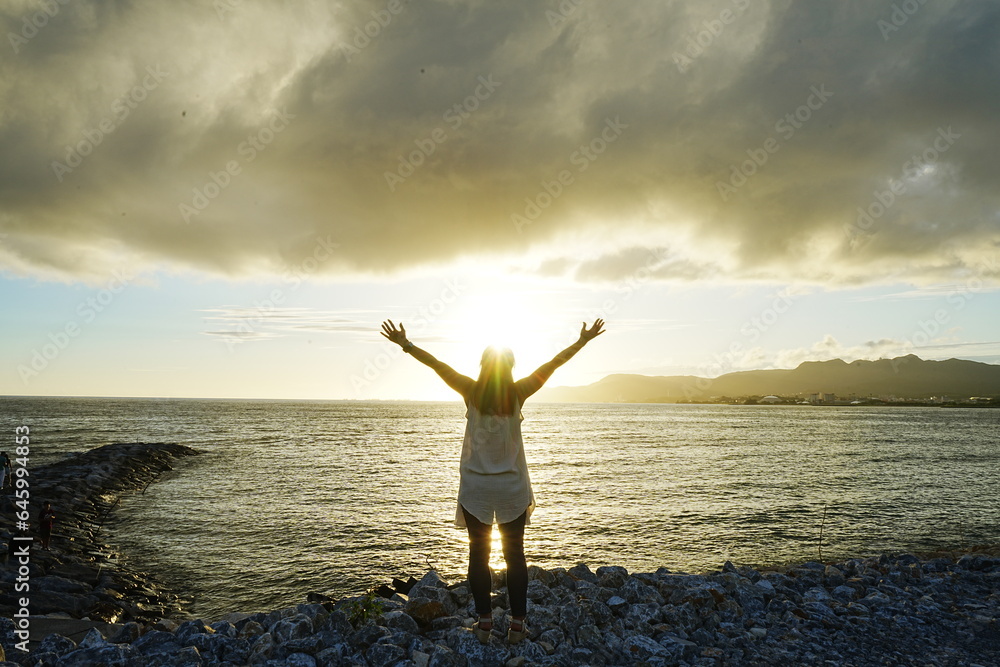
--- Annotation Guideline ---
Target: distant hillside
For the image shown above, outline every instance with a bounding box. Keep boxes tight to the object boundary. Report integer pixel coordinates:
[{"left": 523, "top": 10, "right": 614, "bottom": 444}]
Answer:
[{"left": 537, "top": 355, "right": 1000, "bottom": 403}]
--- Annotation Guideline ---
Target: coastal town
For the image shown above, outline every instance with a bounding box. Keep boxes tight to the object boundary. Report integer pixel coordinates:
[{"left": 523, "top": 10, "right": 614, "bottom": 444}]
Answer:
[{"left": 697, "top": 393, "right": 997, "bottom": 406}]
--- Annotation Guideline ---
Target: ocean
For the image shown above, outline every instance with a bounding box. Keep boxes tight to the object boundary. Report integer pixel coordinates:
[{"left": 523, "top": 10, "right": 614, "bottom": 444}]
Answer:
[{"left": 2, "top": 397, "right": 998, "bottom": 619}]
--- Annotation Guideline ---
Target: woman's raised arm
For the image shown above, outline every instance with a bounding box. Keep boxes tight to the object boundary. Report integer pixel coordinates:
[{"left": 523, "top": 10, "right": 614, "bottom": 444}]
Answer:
[
  {"left": 380, "top": 320, "right": 474, "bottom": 398},
  {"left": 515, "top": 319, "right": 605, "bottom": 401}
]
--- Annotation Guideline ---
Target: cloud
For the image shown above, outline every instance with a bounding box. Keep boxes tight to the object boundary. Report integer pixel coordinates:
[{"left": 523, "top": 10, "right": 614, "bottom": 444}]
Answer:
[{"left": 1, "top": 0, "right": 999, "bottom": 286}]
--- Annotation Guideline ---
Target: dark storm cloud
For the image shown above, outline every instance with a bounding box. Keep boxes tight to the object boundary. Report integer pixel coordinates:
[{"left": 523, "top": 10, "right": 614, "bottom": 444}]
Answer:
[{"left": 0, "top": 0, "right": 997, "bottom": 285}]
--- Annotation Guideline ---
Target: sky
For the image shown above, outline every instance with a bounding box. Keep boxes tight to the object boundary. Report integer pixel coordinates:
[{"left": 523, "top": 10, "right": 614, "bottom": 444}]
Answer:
[{"left": 1, "top": 0, "right": 999, "bottom": 400}]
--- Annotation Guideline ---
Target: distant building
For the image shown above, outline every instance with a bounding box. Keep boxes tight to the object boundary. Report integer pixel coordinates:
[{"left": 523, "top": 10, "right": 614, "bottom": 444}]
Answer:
[{"left": 760, "top": 395, "right": 781, "bottom": 404}]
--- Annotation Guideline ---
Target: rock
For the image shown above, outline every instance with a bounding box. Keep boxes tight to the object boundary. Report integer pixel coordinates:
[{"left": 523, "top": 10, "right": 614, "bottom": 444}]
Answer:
[
  {"left": 33, "top": 575, "right": 94, "bottom": 595},
  {"left": 132, "top": 629, "right": 180, "bottom": 654},
  {"left": 596, "top": 565, "right": 629, "bottom": 589},
  {"left": 623, "top": 634, "right": 670, "bottom": 660},
  {"left": 568, "top": 563, "right": 599, "bottom": 584},
  {"left": 450, "top": 628, "right": 512, "bottom": 664},
  {"left": 286, "top": 652, "right": 319, "bottom": 667},
  {"left": 405, "top": 596, "right": 448, "bottom": 624},
  {"left": 824, "top": 565, "right": 846, "bottom": 587},
  {"left": 239, "top": 619, "right": 266, "bottom": 638},
  {"left": 78, "top": 627, "right": 106, "bottom": 648},
  {"left": 607, "top": 595, "right": 628, "bottom": 613},
  {"left": 755, "top": 578, "right": 778, "bottom": 601},
  {"left": 58, "top": 645, "right": 131, "bottom": 667},
  {"left": 272, "top": 614, "right": 314, "bottom": 643},
  {"left": 366, "top": 642, "right": 407, "bottom": 666},
  {"left": 39, "top": 633, "right": 77, "bottom": 655},
  {"left": 417, "top": 570, "right": 449, "bottom": 589},
  {"left": 382, "top": 610, "right": 420, "bottom": 634}
]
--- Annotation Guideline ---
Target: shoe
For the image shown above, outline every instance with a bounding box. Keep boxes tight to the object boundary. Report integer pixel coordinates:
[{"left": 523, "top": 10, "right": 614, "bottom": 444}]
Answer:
[
  {"left": 473, "top": 616, "right": 492, "bottom": 644},
  {"left": 507, "top": 618, "right": 527, "bottom": 644}
]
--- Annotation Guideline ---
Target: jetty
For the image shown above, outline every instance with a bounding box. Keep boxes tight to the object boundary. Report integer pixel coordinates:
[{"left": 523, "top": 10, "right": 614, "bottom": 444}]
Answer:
[{"left": 0, "top": 443, "right": 199, "bottom": 631}]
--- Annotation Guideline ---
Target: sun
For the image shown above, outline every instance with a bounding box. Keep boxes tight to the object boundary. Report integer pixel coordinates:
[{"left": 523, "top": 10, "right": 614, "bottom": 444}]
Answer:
[{"left": 449, "top": 288, "right": 559, "bottom": 374}]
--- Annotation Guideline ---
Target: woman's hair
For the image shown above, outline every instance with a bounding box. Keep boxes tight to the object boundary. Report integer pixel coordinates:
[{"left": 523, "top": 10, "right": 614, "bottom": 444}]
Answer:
[{"left": 471, "top": 346, "right": 517, "bottom": 415}]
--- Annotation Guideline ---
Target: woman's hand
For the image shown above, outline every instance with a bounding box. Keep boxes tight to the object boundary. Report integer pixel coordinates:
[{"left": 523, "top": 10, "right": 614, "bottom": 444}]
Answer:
[
  {"left": 380, "top": 320, "right": 410, "bottom": 347},
  {"left": 579, "top": 318, "right": 606, "bottom": 342}
]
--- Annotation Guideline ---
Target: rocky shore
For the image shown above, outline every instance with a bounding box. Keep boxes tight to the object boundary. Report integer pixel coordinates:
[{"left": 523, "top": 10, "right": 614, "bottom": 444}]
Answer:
[
  {"left": 1, "top": 444, "right": 998, "bottom": 665},
  {"left": 3, "top": 548, "right": 999, "bottom": 666},
  {"left": 0, "top": 442, "right": 199, "bottom": 626}
]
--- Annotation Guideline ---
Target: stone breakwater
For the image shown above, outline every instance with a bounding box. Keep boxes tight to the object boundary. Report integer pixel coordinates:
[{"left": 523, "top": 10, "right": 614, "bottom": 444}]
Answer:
[
  {"left": 0, "top": 442, "right": 199, "bottom": 625},
  {"left": 2, "top": 550, "right": 998, "bottom": 666}
]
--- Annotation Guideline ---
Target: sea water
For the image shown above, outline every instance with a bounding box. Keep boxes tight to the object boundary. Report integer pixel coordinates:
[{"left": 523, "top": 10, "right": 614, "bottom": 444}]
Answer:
[{"left": 2, "top": 397, "right": 998, "bottom": 618}]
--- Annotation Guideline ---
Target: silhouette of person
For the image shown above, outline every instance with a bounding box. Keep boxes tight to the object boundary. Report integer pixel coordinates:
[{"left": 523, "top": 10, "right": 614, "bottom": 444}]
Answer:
[
  {"left": 0, "top": 451, "right": 10, "bottom": 492},
  {"left": 381, "top": 318, "right": 605, "bottom": 644},
  {"left": 39, "top": 501, "right": 55, "bottom": 550}
]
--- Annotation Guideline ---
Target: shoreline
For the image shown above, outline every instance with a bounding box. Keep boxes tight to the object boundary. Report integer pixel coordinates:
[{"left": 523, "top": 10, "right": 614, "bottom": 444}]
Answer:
[
  {"left": 1, "top": 549, "right": 997, "bottom": 666},
  {"left": 0, "top": 443, "right": 199, "bottom": 627},
  {"left": 1, "top": 444, "right": 998, "bottom": 665}
]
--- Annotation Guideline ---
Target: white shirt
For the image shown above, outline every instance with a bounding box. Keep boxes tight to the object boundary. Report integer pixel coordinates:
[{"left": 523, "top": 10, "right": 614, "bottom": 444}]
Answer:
[{"left": 455, "top": 397, "right": 535, "bottom": 527}]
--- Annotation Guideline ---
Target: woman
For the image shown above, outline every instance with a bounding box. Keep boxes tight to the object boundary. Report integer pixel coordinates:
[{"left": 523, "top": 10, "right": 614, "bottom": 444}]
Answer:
[{"left": 380, "top": 318, "right": 605, "bottom": 644}]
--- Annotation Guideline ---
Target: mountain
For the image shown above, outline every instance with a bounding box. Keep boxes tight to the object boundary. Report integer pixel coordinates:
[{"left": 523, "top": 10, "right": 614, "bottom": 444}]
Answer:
[{"left": 537, "top": 356, "right": 1000, "bottom": 403}]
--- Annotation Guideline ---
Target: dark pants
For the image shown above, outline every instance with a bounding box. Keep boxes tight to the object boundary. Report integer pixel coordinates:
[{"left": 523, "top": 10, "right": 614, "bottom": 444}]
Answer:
[{"left": 461, "top": 506, "right": 528, "bottom": 618}]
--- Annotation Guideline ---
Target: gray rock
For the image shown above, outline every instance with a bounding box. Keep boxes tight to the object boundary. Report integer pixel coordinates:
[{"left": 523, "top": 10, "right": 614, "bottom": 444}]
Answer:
[
  {"left": 831, "top": 585, "right": 858, "bottom": 601},
  {"left": 539, "top": 627, "right": 565, "bottom": 647},
  {"left": 427, "top": 644, "right": 465, "bottom": 667},
  {"left": 207, "top": 620, "right": 236, "bottom": 637},
  {"left": 145, "top": 646, "right": 203, "bottom": 666},
  {"left": 239, "top": 619, "right": 267, "bottom": 638},
  {"left": 285, "top": 652, "right": 319, "bottom": 667},
  {"left": 281, "top": 631, "right": 323, "bottom": 654},
  {"left": 216, "top": 636, "right": 252, "bottom": 663},
  {"left": 567, "top": 563, "right": 598, "bottom": 584},
  {"left": 366, "top": 642, "right": 407, "bottom": 666},
  {"left": 272, "top": 614, "right": 314, "bottom": 643},
  {"left": 606, "top": 595, "right": 628, "bottom": 613},
  {"left": 417, "top": 570, "right": 450, "bottom": 589},
  {"left": 824, "top": 565, "right": 846, "bottom": 587},
  {"left": 623, "top": 634, "right": 670, "bottom": 660},
  {"left": 132, "top": 630, "right": 181, "bottom": 655},
  {"left": 109, "top": 621, "right": 141, "bottom": 644},
  {"left": 248, "top": 632, "right": 278, "bottom": 663},
  {"left": 596, "top": 565, "right": 629, "bottom": 589},
  {"left": 58, "top": 645, "right": 131, "bottom": 667},
  {"left": 382, "top": 609, "right": 420, "bottom": 635},
  {"left": 451, "top": 628, "right": 512, "bottom": 664},
  {"left": 33, "top": 575, "right": 93, "bottom": 595},
  {"left": 39, "top": 633, "right": 77, "bottom": 655}
]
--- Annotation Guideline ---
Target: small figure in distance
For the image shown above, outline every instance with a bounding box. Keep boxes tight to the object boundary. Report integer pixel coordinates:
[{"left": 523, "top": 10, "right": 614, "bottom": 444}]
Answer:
[
  {"left": 380, "top": 317, "right": 605, "bottom": 644},
  {"left": 0, "top": 451, "right": 10, "bottom": 493},
  {"left": 39, "top": 501, "right": 55, "bottom": 550}
]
